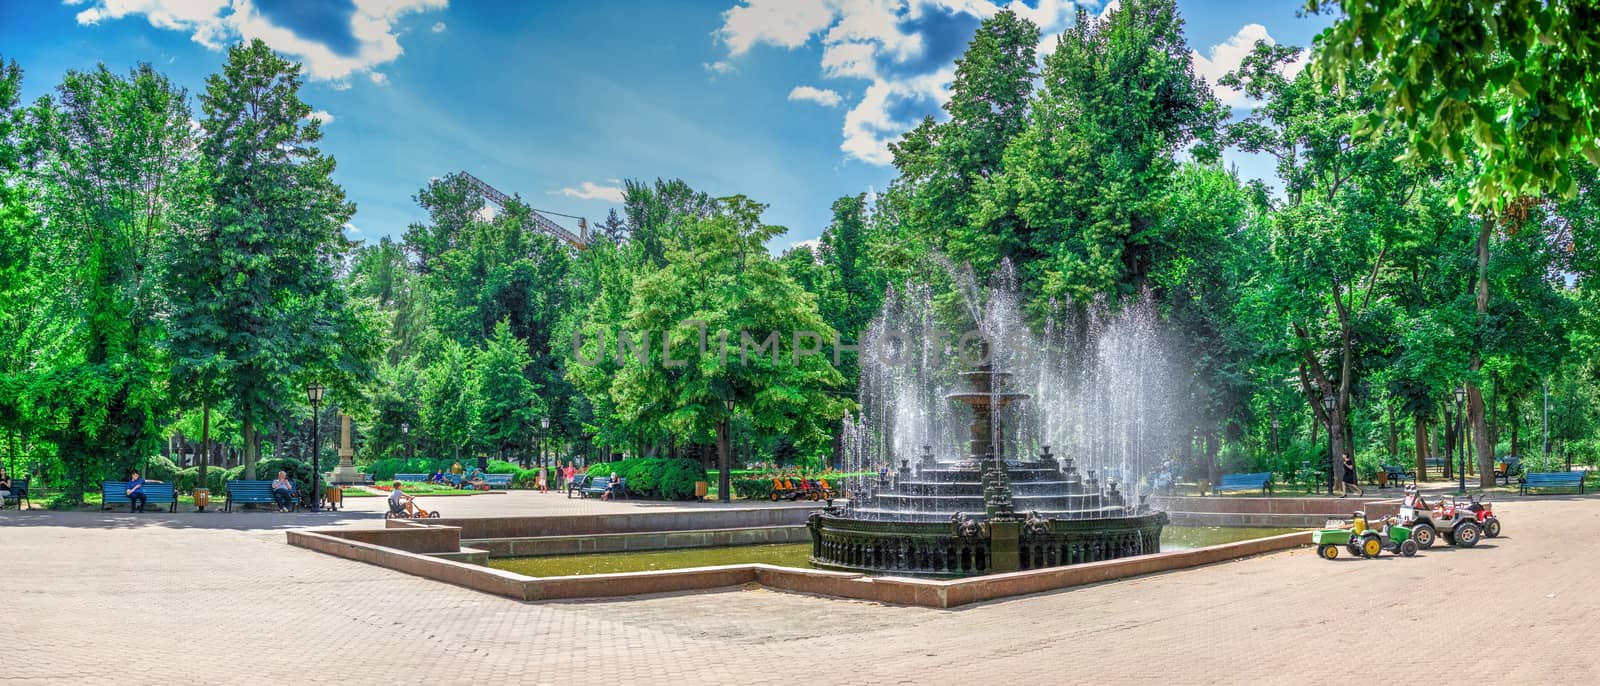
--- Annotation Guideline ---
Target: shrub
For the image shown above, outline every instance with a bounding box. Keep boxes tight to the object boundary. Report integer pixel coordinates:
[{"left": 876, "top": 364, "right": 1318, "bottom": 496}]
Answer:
[
  {"left": 366, "top": 457, "right": 453, "bottom": 481},
  {"left": 144, "top": 454, "right": 181, "bottom": 482},
  {"left": 732, "top": 478, "right": 773, "bottom": 500},
  {"left": 485, "top": 460, "right": 519, "bottom": 474},
  {"left": 174, "top": 467, "right": 228, "bottom": 495},
  {"left": 513, "top": 468, "right": 543, "bottom": 488},
  {"left": 251, "top": 458, "right": 317, "bottom": 496},
  {"left": 583, "top": 457, "right": 706, "bottom": 500}
]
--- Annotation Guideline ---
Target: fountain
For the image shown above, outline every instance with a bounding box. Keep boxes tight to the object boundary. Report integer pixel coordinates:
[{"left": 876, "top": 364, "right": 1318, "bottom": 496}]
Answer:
[{"left": 808, "top": 260, "right": 1170, "bottom": 577}]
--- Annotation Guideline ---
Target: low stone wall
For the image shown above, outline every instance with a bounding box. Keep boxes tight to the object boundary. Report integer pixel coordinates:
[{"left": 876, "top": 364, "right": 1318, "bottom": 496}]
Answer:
[
  {"left": 289, "top": 524, "right": 1310, "bottom": 609},
  {"left": 467, "top": 525, "right": 808, "bottom": 558},
  {"left": 402, "top": 506, "right": 817, "bottom": 539},
  {"left": 1153, "top": 496, "right": 1402, "bottom": 528}
]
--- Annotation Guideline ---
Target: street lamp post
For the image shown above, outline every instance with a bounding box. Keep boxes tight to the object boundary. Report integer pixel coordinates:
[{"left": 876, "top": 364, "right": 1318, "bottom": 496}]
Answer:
[
  {"left": 1321, "top": 394, "right": 1336, "bottom": 495},
  {"left": 1455, "top": 386, "right": 1467, "bottom": 494},
  {"left": 401, "top": 422, "right": 410, "bottom": 460},
  {"left": 540, "top": 416, "right": 551, "bottom": 469},
  {"left": 719, "top": 399, "right": 734, "bottom": 503},
  {"left": 307, "top": 382, "right": 326, "bottom": 512},
  {"left": 1270, "top": 416, "right": 1281, "bottom": 459}
]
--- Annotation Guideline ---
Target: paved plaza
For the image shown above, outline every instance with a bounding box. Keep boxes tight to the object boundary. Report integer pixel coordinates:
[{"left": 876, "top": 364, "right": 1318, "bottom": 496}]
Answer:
[{"left": 4, "top": 492, "right": 1599, "bottom": 685}]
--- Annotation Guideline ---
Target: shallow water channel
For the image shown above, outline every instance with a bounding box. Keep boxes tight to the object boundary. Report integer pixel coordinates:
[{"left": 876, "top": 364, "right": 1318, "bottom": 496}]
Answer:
[{"left": 488, "top": 526, "right": 1298, "bottom": 578}]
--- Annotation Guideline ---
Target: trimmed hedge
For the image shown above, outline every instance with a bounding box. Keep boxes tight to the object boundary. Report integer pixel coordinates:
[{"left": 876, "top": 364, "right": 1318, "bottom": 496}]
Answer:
[
  {"left": 583, "top": 457, "right": 707, "bottom": 500},
  {"left": 732, "top": 478, "right": 774, "bottom": 500},
  {"left": 174, "top": 467, "right": 227, "bottom": 495}
]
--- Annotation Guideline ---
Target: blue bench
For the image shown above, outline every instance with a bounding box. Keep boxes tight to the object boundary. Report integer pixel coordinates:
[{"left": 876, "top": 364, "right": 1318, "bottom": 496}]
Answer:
[
  {"left": 1380, "top": 464, "right": 1415, "bottom": 487},
  {"left": 1213, "top": 472, "right": 1273, "bottom": 496},
  {"left": 1520, "top": 471, "right": 1585, "bottom": 495},
  {"left": 566, "top": 474, "right": 591, "bottom": 498},
  {"left": 1, "top": 478, "right": 29, "bottom": 509},
  {"left": 225, "top": 480, "right": 298, "bottom": 512},
  {"left": 102, "top": 481, "right": 178, "bottom": 512},
  {"left": 393, "top": 473, "right": 430, "bottom": 483},
  {"left": 579, "top": 476, "right": 628, "bottom": 499},
  {"left": 1424, "top": 457, "right": 1446, "bottom": 476},
  {"left": 482, "top": 473, "right": 512, "bottom": 489}
]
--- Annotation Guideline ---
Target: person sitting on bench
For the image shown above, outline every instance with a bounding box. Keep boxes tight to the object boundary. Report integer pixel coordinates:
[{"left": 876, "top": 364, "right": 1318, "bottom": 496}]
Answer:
[
  {"left": 601, "top": 472, "right": 622, "bottom": 501},
  {"left": 271, "top": 470, "right": 295, "bottom": 512},
  {"left": 388, "top": 482, "right": 417, "bottom": 516},
  {"left": 126, "top": 470, "right": 148, "bottom": 513},
  {"left": 0, "top": 469, "right": 11, "bottom": 501}
]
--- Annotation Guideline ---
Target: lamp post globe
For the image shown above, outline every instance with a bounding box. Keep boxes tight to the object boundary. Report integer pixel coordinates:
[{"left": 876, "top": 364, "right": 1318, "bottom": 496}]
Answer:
[{"left": 306, "top": 382, "right": 325, "bottom": 512}]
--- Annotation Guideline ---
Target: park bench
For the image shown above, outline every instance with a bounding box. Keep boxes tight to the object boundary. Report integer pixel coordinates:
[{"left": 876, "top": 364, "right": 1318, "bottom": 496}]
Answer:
[
  {"left": 1, "top": 478, "right": 29, "bottom": 509},
  {"left": 482, "top": 473, "right": 512, "bottom": 489},
  {"left": 393, "top": 473, "right": 430, "bottom": 483},
  {"left": 1519, "top": 471, "right": 1585, "bottom": 496},
  {"left": 225, "top": 479, "right": 299, "bottom": 512},
  {"left": 1423, "top": 457, "right": 1446, "bottom": 477},
  {"left": 566, "top": 474, "right": 591, "bottom": 498},
  {"left": 1494, "top": 457, "right": 1523, "bottom": 486},
  {"left": 579, "top": 476, "right": 628, "bottom": 499},
  {"left": 102, "top": 481, "right": 178, "bottom": 512},
  {"left": 1380, "top": 464, "right": 1416, "bottom": 487},
  {"left": 1212, "top": 471, "right": 1273, "bottom": 496}
]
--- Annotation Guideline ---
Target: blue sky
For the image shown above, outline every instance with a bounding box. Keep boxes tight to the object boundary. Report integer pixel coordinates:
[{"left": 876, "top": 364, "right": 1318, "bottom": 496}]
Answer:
[{"left": 0, "top": 0, "right": 1330, "bottom": 250}]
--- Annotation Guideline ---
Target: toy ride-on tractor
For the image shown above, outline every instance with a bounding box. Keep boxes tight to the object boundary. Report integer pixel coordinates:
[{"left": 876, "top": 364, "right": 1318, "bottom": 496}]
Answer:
[
  {"left": 1351, "top": 510, "right": 1418, "bottom": 558},
  {"left": 1312, "top": 527, "right": 1358, "bottom": 560}
]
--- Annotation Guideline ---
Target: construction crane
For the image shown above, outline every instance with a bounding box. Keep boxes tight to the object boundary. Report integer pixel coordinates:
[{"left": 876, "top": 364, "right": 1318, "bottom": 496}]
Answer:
[{"left": 458, "top": 171, "right": 590, "bottom": 249}]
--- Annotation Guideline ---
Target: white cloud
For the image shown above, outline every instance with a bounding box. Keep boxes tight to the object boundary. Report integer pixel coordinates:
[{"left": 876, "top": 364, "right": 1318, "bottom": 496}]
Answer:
[
  {"left": 369, "top": 71, "right": 389, "bottom": 85},
  {"left": 789, "top": 238, "right": 823, "bottom": 255},
  {"left": 431, "top": 21, "right": 446, "bottom": 32},
  {"left": 712, "top": 0, "right": 1079, "bottom": 165},
  {"left": 70, "top": 0, "right": 448, "bottom": 83},
  {"left": 1192, "top": 23, "right": 1307, "bottom": 108},
  {"left": 343, "top": 221, "right": 360, "bottom": 234},
  {"left": 788, "top": 85, "right": 843, "bottom": 107},
  {"left": 308, "top": 110, "right": 335, "bottom": 125},
  {"left": 556, "top": 181, "right": 626, "bottom": 203},
  {"left": 704, "top": 60, "right": 737, "bottom": 74}
]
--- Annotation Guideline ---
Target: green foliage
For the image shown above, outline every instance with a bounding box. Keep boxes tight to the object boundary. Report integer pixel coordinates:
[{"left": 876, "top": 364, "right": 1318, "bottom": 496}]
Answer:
[
  {"left": 1308, "top": 0, "right": 1600, "bottom": 211},
  {"left": 174, "top": 466, "right": 227, "bottom": 495},
  {"left": 484, "top": 460, "right": 519, "bottom": 475},
  {"left": 143, "top": 455, "right": 180, "bottom": 483},
  {"left": 584, "top": 457, "right": 707, "bottom": 501},
  {"left": 731, "top": 478, "right": 774, "bottom": 500}
]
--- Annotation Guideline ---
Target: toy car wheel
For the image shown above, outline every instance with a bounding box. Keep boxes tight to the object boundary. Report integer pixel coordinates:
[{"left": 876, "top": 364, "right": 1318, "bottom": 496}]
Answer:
[
  {"left": 1347, "top": 543, "right": 1362, "bottom": 557},
  {"left": 429, "top": 511, "right": 441, "bottom": 518},
  {"left": 1399, "top": 539, "right": 1418, "bottom": 557},
  {"left": 1485, "top": 519, "right": 1501, "bottom": 538},
  {"left": 1319, "top": 545, "right": 1338, "bottom": 560},
  {"left": 1453, "top": 522, "right": 1481, "bottom": 548},
  {"left": 1411, "top": 523, "right": 1436, "bottom": 549},
  {"left": 769, "top": 493, "right": 779, "bottom": 501},
  {"left": 1362, "top": 537, "right": 1382, "bottom": 558}
]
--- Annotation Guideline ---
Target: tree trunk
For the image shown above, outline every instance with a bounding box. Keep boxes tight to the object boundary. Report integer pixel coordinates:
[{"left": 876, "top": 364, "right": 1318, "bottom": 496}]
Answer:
[
  {"left": 242, "top": 417, "right": 257, "bottom": 480},
  {"left": 1386, "top": 403, "right": 1398, "bottom": 457},
  {"left": 198, "top": 403, "right": 210, "bottom": 489},
  {"left": 1471, "top": 219, "right": 1494, "bottom": 487},
  {"left": 1443, "top": 409, "right": 1455, "bottom": 480},
  {"left": 1413, "top": 414, "right": 1428, "bottom": 477}
]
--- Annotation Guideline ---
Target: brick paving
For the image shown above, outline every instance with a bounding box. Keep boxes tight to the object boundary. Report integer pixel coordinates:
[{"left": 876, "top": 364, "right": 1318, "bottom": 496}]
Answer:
[{"left": 3, "top": 494, "right": 1600, "bottom": 685}]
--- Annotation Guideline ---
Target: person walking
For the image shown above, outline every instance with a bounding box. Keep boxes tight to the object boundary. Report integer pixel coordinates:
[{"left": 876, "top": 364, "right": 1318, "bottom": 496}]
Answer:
[
  {"left": 125, "top": 470, "right": 148, "bottom": 513},
  {"left": 1338, "top": 453, "right": 1365, "bottom": 498},
  {"left": 535, "top": 466, "right": 548, "bottom": 494}
]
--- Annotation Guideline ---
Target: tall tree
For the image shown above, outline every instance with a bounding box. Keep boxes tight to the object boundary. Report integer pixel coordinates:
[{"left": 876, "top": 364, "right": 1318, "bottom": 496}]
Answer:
[
  {"left": 30, "top": 62, "right": 194, "bottom": 495},
  {"left": 196, "top": 39, "right": 358, "bottom": 479},
  {"left": 475, "top": 320, "right": 541, "bottom": 464},
  {"left": 983, "top": 0, "right": 1218, "bottom": 302},
  {"left": 891, "top": 9, "right": 1039, "bottom": 277}
]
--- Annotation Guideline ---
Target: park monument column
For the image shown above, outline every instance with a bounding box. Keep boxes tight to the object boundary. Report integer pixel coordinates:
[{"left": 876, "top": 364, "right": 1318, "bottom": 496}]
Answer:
[{"left": 330, "top": 413, "right": 364, "bottom": 484}]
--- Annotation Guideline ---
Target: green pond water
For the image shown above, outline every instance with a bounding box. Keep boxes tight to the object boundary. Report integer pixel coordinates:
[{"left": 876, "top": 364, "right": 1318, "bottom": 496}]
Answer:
[{"left": 487, "top": 526, "right": 1299, "bottom": 578}]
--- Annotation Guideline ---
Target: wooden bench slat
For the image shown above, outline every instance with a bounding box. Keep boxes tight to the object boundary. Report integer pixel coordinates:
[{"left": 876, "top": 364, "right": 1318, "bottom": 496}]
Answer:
[{"left": 1213, "top": 472, "right": 1273, "bottom": 496}]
